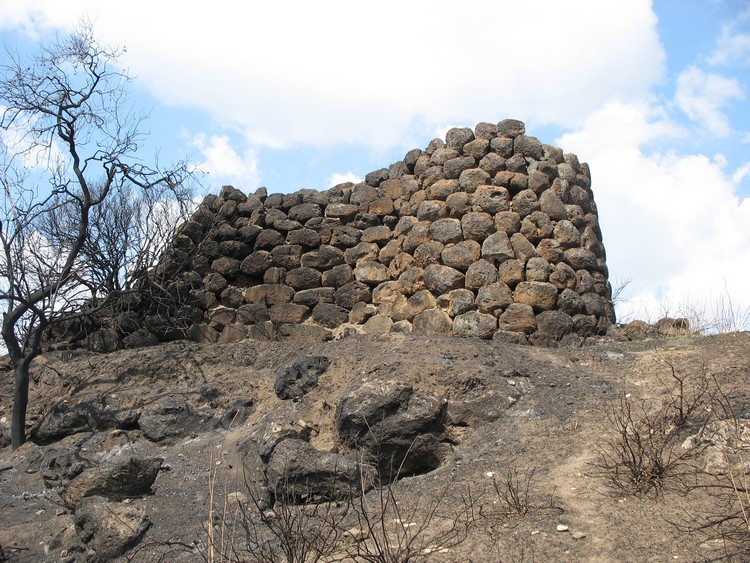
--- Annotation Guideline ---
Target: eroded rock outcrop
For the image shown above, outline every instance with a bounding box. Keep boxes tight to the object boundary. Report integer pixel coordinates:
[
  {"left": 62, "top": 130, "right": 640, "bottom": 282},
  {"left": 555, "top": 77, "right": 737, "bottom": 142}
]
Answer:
[
  {"left": 266, "top": 439, "right": 376, "bottom": 503},
  {"left": 61, "top": 457, "right": 162, "bottom": 509},
  {"left": 336, "top": 379, "right": 450, "bottom": 479},
  {"left": 74, "top": 496, "right": 151, "bottom": 562}
]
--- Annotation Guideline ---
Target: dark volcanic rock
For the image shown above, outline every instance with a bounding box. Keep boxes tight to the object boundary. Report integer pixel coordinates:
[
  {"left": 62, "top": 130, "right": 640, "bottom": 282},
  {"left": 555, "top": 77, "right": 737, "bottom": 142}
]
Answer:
[
  {"left": 138, "top": 397, "right": 216, "bottom": 443},
  {"left": 31, "top": 398, "right": 139, "bottom": 445},
  {"left": 312, "top": 302, "right": 350, "bottom": 328},
  {"left": 240, "top": 404, "right": 314, "bottom": 464},
  {"left": 335, "top": 379, "right": 449, "bottom": 479},
  {"left": 266, "top": 439, "right": 376, "bottom": 503},
  {"left": 62, "top": 457, "right": 162, "bottom": 509},
  {"left": 274, "top": 355, "right": 330, "bottom": 400}
]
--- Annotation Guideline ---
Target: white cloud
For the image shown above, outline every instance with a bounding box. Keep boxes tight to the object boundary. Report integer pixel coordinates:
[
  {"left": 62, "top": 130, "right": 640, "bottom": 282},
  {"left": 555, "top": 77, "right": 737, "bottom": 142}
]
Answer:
[
  {"left": 327, "top": 171, "right": 361, "bottom": 188},
  {"left": 707, "top": 9, "right": 750, "bottom": 66},
  {"left": 0, "top": 0, "right": 664, "bottom": 149},
  {"left": 0, "top": 0, "right": 90, "bottom": 38},
  {"left": 0, "top": 1, "right": 47, "bottom": 36},
  {"left": 188, "top": 133, "right": 259, "bottom": 188},
  {"left": 559, "top": 101, "right": 750, "bottom": 326},
  {"left": 674, "top": 66, "right": 744, "bottom": 136},
  {"left": 733, "top": 161, "right": 750, "bottom": 184},
  {"left": 0, "top": 104, "right": 67, "bottom": 175}
]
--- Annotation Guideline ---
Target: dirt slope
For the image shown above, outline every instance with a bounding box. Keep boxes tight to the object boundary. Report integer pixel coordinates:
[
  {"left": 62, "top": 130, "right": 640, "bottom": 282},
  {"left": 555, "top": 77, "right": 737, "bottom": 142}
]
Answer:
[{"left": 1, "top": 331, "right": 749, "bottom": 562}]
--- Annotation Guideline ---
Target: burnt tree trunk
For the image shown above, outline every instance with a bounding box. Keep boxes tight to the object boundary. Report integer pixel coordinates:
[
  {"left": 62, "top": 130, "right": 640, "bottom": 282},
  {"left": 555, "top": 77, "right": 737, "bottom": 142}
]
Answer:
[{"left": 11, "top": 358, "right": 32, "bottom": 449}]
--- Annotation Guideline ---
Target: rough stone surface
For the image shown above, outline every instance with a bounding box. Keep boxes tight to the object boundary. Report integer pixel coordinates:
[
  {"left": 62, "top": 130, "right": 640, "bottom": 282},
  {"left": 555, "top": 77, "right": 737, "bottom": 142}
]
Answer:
[
  {"left": 535, "top": 310, "right": 575, "bottom": 340},
  {"left": 476, "top": 282, "right": 513, "bottom": 314},
  {"left": 75, "top": 496, "right": 151, "bottom": 562},
  {"left": 465, "top": 259, "right": 498, "bottom": 289},
  {"left": 413, "top": 307, "right": 453, "bottom": 334},
  {"left": 335, "top": 379, "right": 449, "bottom": 478},
  {"left": 62, "top": 457, "right": 162, "bottom": 509},
  {"left": 243, "top": 404, "right": 314, "bottom": 464},
  {"left": 461, "top": 212, "right": 496, "bottom": 242},
  {"left": 266, "top": 439, "right": 376, "bottom": 503},
  {"left": 92, "top": 119, "right": 613, "bottom": 348},
  {"left": 439, "top": 289, "right": 476, "bottom": 317},
  {"left": 442, "top": 240, "right": 481, "bottom": 272},
  {"left": 423, "top": 264, "right": 465, "bottom": 295},
  {"left": 274, "top": 355, "right": 330, "bottom": 400},
  {"left": 481, "top": 231, "right": 515, "bottom": 265},
  {"left": 497, "top": 303, "right": 537, "bottom": 334},
  {"left": 312, "top": 302, "right": 350, "bottom": 328},
  {"left": 138, "top": 397, "right": 216, "bottom": 443},
  {"left": 354, "top": 261, "right": 390, "bottom": 285},
  {"left": 362, "top": 314, "right": 394, "bottom": 334},
  {"left": 497, "top": 259, "right": 525, "bottom": 288},
  {"left": 31, "top": 399, "right": 139, "bottom": 445},
  {"left": 514, "top": 281, "right": 559, "bottom": 312},
  {"left": 654, "top": 317, "right": 691, "bottom": 336},
  {"left": 268, "top": 303, "right": 309, "bottom": 324},
  {"left": 453, "top": 311, "right": 497, "bottom": 339}
]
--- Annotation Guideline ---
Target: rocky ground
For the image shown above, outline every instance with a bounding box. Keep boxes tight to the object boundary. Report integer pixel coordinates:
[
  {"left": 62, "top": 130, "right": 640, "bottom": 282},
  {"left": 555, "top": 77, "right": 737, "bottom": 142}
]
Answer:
[{"left": 1, "top": 330, "right": 750, "bottom": 562}]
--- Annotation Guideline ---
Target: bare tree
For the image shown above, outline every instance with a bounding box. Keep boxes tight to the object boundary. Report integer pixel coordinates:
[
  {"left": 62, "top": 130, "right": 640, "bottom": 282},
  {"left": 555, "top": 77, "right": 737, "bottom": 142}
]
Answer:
[{"left": 0, "top": 23, "right": 194, "bottom": 449}]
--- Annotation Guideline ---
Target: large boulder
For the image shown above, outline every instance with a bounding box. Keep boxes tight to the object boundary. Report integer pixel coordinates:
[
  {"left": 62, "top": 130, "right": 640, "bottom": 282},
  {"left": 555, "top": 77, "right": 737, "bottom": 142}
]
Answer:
[
  {"left": 514, "top": 281, "right": 559, "bottom": 311},
  {"left": 439, "top": 288, "right": 475, "bottom": 317},
  {"left": 441, "top": 240, "right": 482, "bottom": 272},
  {"left": 240, "top": 404, "right": 315, "bottom": 464},
  {"left": 497, "top": 303, "right": 537, "bottom": 334},
  {"left": 535, "top": 310, "right": 575, "bottom": 340},
  {"left": 414, "top": 240, "right": 443, "bottom": 267},
  {"left": 266, "top": 439, "right": 376, "bottom": 503},
  {"left": 361, "top": 314, "right": 394, "bottom": 334},
  {"left": 31, "top": 398, "right": 139, "bottom": 445},
  {"left": 476, "top": 282, "right": 513, "bottom": 315},
  {"left": 268, "top": 303, "right": 310, "bottom": 324},
  {"left": 429, "top": 218, "right": 463, "bottom": 244},
  {"left": 20, "top": 438, "right": 92, "bottom": 488},
  {"left": 62, "top": 457, "right": 162, "bottom": 509},
  {"left": 138, "top": 396, "right": 216, "bottom": 443},
  {"left": 461, "top": 212, "right": 495, "bottom": 241},
  {"left": 481, "top": 231, "right": 514, "bottom": 265},
  {"left": 312, "top": 303, "right": 350, "bottom": 328},
  {"left": 334, "top": 281, "right": 372, "bottom": 309},
  {"left": 354, "top": 261, "right": 390, "bottom": 285},
  {"left": 654, "top": 316, "right": 691, "bottom": 336},
  {"left": 335, "top": 379, "right": 449, "bottom": 479}
]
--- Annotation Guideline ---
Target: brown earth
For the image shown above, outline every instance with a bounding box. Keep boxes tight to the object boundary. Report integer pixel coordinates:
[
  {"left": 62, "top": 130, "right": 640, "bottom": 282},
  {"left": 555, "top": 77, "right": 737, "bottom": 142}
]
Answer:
[{"left": 1, "top": 331, "right": 750, "bottom": 562}]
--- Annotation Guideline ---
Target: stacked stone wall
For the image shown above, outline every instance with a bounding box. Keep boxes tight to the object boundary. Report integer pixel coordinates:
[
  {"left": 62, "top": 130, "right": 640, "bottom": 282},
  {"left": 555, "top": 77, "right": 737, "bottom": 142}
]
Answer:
[{"left": 142, "top": 119, "right": 615, "bottom": 346}]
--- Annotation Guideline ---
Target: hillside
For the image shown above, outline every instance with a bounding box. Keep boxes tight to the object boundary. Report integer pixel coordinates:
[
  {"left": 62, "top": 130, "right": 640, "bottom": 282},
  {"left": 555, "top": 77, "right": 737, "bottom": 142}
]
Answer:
[{"left": 2, "top": 330, "right": 750, "bottom": 562}]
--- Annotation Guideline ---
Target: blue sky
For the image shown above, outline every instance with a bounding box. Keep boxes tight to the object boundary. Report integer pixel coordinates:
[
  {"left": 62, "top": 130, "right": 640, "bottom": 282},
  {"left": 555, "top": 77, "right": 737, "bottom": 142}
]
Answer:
[{"left": 1, "top": 0, "right": 749, "bottom": 327}]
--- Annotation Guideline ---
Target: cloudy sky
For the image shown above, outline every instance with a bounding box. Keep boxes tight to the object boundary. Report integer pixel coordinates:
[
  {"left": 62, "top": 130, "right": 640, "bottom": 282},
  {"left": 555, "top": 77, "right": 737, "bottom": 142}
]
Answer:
[{"left": 1, "top": 0, "right": 749, "bottom": 328}]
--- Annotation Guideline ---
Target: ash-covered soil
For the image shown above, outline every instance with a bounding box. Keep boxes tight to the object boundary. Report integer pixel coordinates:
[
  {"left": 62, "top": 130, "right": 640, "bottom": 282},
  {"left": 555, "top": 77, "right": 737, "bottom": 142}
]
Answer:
[{"left": 1, "top": 331, "right": 750, "bottom": 562}]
